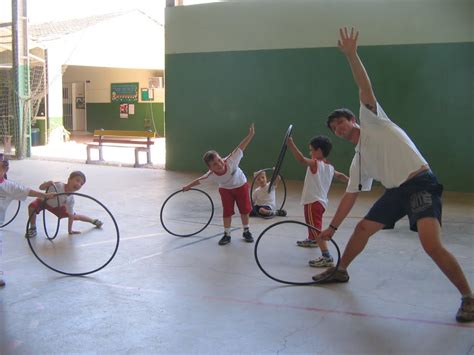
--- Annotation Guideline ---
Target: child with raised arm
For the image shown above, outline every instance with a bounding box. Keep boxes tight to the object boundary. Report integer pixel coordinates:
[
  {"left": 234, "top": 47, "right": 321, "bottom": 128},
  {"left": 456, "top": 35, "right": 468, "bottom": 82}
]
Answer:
[
  {"left": 183, "top": 124, "right": 255, "bottom": 246},
  {"left": 251, "top": 169, "right": 287, "bottom": 217},
  {"left": 0, "top": 155, "right": 55, "bottom": 287},
  {"left": 287, "top": 135, "right": 348, "bottom": 267},
  {"left": 25, "top": 171, "right": 103, "bottom": 238}
]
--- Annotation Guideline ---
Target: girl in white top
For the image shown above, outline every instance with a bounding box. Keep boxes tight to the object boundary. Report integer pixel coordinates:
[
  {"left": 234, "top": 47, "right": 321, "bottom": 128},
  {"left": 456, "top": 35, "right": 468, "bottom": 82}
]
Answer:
[
  {"left": 287, "top": 135, "right": 348, "bottom": 267},
  {"left": 0, "top": 155, "right": 55, "bottom": 287}
]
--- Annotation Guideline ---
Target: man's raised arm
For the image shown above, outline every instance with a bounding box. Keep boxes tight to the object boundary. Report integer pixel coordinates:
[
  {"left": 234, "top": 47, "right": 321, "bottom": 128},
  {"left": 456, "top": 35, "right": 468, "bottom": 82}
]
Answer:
[{"left": 338, "top": 27, "right": 377, "bottom": 114}]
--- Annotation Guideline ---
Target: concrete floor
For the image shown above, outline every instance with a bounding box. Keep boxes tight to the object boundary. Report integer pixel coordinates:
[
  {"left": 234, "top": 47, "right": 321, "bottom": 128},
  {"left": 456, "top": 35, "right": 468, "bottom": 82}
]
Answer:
[{"left": 0, "top": 160, "right": 473, "bottom": 354}]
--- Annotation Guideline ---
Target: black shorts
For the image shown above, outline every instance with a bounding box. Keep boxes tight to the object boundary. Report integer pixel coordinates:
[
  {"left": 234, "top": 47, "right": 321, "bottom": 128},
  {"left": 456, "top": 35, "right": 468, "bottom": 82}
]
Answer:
[
  {"left": 365, "top": 171, "right": 443, "bottom": 232},
  {"left": 251, "top": 205, "right": 272, "bottom": 217}
]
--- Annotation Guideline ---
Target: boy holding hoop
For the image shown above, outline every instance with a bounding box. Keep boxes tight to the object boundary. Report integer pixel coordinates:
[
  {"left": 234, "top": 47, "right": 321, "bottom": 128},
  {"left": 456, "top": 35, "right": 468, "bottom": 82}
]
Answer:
[
  {"left": 183, "top": 124, "right": 255, "bottom": 246},
  {"left": 313, "top": 27, "right": 473, "bottom": 322},
  {"left": 287, "top": 135, "right": 348, "bottom": 267},
  {"left": 25, "top": 171, "right": 103, "bottom": 238},
  {"left": 0, "top": 155, "right": 55, "bottom": 287}
]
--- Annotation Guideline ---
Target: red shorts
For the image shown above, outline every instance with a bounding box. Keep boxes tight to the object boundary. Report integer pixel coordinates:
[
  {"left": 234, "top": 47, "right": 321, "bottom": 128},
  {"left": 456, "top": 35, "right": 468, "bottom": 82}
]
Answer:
[
  {"left": 29, "top": 199, "right": 69, "bottom": 219},
  {"left": 219, "top": 183, "right": 252, "bottom": 218},
  {"left": 304, "top": 201, "right": 325, "bottom": 240}
]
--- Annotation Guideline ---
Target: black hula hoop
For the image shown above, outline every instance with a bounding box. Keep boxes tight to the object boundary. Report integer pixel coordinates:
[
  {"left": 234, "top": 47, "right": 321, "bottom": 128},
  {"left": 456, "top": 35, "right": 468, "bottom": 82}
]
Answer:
[
  {"left": 254, "top": 220, "right": 340, "bottom": 286},
  {"left": 160, "top": 188, "right": 214, "bottom": 237},
  {"left": 26, "top": 192, "right": 120, "bottom": 276},
  {"left": 268, "top": 125, "right": 293, "bottom": 193},
  {"left": 0, "top": 200, "right": 21, "bottom": 228},
  {"left": 250, "top": 168, "right": 287, "bottom": 217},
  {"left": 43, "top": 184, "right": 61, "bottom": 240}
]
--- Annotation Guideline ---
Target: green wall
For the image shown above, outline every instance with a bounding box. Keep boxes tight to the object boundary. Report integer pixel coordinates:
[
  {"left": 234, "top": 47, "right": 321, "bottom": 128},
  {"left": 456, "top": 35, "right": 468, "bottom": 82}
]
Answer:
[
  {"left": 86, "top": 102, "right": 165, "bottom": 136},
  {"left": 165, "top": 42, "right": 473, "bottom": 192}
]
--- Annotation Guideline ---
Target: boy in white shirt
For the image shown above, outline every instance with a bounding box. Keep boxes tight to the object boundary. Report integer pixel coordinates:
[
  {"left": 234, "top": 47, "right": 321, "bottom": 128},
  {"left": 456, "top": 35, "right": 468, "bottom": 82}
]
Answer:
[
  {"left": 287, "top": 135, "right": 348, "bottom": 267},
  {"left": 183, "top": 124, "right": 255, "bottom": 246},
  {"left": 26, "top": 171, "right": 103, "bottom": 238},
  {"left": 251, "top": 169, "right": 286, "bottom": 217},
  {"left": 312, "top": 27, "right": 473, "bottom": 323},
  {"left": 0, "top": 155, "right": 55, "bottom": 287}
]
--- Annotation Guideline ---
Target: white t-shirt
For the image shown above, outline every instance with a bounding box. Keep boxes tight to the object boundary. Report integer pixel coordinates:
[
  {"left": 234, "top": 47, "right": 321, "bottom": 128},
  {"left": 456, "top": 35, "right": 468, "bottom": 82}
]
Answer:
[
  {"left": 252, "top": 183, "right": 276, "bottom": 209},
  {"left": 0, "top": 179, "right": 30, "bottom": 225},
  {"left": 206, "top": 148, "right": 247, "bottom": 189},
  {"left": 45, "top": 182, "right": 75, "bottom": 214},
  {"left": 346, "top": 103, "right": 428, "bottom": 193},
  {"left": 301, "top": 160, "right": 335, "bottom": 208}
]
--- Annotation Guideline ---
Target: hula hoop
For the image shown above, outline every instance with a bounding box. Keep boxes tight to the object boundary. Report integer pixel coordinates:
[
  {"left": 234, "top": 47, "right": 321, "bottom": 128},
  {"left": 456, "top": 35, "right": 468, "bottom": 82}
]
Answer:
[
  {"left": 26, "top": 192, "right": 120, "bottom": 276},
  {"left": 160, "top": 188, "right": 214, "bottom": 237},
  {"left": 268, "top": 125, "right": 293, "bottom": 193},
  {"left": 250, "top": 168, "right": 287, "bottom": 218},
  {"left": 254, "top": 220, "right": 340, "bottom": 285},
  {"left": 0, "top": 200, "right": 21, "bottom": 228},
  {"left": 43, "top": 184, "right": 61, "bottom": 240}
]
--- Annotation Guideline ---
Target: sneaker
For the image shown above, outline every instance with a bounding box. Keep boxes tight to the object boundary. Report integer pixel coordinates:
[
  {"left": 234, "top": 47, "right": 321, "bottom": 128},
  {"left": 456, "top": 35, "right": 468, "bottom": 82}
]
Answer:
[
  {"left": 312, "top": 267, "right": 349, "bottom": 283},
  {"left": 218, "top": 235, "right": 231, "bottom": 245},
  {"left": 296, "top": 239, "right": 319, "bottom": 248},
  {"left": 25, "top": 227, "right": 37, "bottom": 238},
  {"left": 276, "top": 209, "right": 287, "bottom": 217},
  {"left": 309, "top": 256, "right": 334, "bottom": 268},
  {"left": 242, "top": 230, "right": 254, "bottom": 243},
  {"left": 92, "top": 219, "right": 103, "bottom": 228},
  {"left": 456, "top": 296, "right": 474, "bottom": 322},
  {"left": 0, "top": 279, "right": 5, "bottom": 287}
]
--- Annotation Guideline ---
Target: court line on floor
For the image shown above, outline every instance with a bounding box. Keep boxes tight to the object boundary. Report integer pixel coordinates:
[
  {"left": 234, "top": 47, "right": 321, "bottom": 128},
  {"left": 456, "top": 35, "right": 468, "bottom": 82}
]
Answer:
[{"left": 81, "top": 279, "right": 473, "bottom": 329}]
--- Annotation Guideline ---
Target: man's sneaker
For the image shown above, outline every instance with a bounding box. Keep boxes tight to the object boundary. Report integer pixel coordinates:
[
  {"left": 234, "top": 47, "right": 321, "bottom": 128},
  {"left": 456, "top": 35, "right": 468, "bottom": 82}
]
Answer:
[
  {"left": 0, "top": 279, "right": 5, "bottom": 287},
  {"left": 456, "top": 296, "right": 474, "bottom": 322},
  {"left": 309, "top": 256, "right": 334, "bottom": 268},
  {"left": 276, "top": 209, "right": 287, "bottom": 217},
  {"left": 312, "top": 267, "right": 349, "bottom": 283},
  {"left": 25, "top": 227, "right": 37, "bottom": 238},
  {"left": 242, "top": 231, "right": 254, "bottom": 243},
  {"left": 296, "top": 239, "right": 319, "bottom": 248},
  {"left": 218, "top": 235, "right": 231, "bottom": 245},
  {"left": 92, "top": 219, "right": 103, "bottom": 228}
]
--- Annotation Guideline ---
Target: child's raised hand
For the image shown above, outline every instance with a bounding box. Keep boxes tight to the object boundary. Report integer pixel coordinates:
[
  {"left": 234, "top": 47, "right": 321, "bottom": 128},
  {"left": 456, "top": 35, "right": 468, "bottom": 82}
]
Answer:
[
  {"left": 286, "top": 136, "right": 295, "bottom": 146},
  {"left": 249, "top": 123, "right": 255, "bottom": 136}
]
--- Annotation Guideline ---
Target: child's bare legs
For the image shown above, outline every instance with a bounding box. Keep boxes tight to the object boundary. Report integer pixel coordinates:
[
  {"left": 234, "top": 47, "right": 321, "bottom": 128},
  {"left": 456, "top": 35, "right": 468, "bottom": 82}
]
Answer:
[
  {"left": 73, "top": 214, "right": 103, "bottom": 228},
  {"left": 240, "top": 213, "right": 249, "bottom": 226},
  {"left": 25, "top": 204, "right": 39, "bottom": 238},
  {"left": 27, "top": 204, "right": 38, "bottom": 228},
  {"left": 240, "top": 213, "right": 254, "bottom": 242},
  {"left": 258, "top": 207, "right": 272, "bottom": 216}
]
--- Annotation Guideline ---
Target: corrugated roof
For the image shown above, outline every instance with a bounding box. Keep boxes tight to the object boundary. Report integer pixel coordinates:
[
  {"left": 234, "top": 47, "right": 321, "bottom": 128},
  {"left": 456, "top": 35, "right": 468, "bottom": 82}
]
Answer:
[{"left": 29, "top": 11, "right": 131, "bottom": 41}]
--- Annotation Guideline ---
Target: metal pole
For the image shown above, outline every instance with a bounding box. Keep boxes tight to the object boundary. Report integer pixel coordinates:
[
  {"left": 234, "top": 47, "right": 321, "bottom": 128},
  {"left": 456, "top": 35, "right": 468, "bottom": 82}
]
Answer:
[{"left": 12, "top": 0, "right": 30, "bottom": 159}]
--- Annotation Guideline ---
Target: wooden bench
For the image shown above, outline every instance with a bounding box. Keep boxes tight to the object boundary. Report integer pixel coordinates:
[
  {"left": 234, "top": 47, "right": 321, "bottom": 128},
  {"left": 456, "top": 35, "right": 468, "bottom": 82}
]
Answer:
[{"left": 86, "top": 129, "right": 156, "bottom": 167}]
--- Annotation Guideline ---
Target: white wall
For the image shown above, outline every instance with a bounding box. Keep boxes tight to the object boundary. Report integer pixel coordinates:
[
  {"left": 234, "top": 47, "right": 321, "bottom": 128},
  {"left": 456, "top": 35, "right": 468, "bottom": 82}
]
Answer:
[
  {"left": 166, "top": 0, "right": 473, "bottom": 54},
  {"left": 63, "top": 66, "right": 164, "bottom": 103}
]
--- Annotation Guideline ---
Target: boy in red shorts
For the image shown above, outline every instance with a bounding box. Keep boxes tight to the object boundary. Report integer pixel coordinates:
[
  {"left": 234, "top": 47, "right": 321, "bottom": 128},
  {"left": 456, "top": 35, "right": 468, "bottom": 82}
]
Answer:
[
  {"left": 25, "top": 171, "right": 103, "bottom": 238},
  {"left": 183, "top": 124, "right": 255, "bottom": 245}
]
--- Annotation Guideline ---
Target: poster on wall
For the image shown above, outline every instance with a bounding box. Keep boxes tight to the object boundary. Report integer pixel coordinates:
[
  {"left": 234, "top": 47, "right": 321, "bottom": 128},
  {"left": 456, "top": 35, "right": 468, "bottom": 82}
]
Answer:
[
  {"left": 111, "top": 83, "right": 139, "bottom": 103},
  {"left": 76, "top": 96, "right": 85, "bottom": 109},
  {"left": 119, "top": 103, "right": 129, "bottom": 119}
]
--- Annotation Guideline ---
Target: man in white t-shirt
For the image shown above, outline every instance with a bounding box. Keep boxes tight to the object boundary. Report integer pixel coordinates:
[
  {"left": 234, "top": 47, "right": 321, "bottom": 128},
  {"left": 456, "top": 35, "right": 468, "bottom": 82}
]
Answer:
[
  {"left": 183, "top": 124, "right": 255, "bottom": 246},
  {"left": 312, "top": 27, "right": 473, "bottom": 323}
]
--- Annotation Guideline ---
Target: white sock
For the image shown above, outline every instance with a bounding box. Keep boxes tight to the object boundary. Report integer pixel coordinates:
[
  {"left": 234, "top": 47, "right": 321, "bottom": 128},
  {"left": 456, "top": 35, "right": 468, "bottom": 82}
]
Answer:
[{"left": 224, "top": 227, "right": 231, "bottom": 235}]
